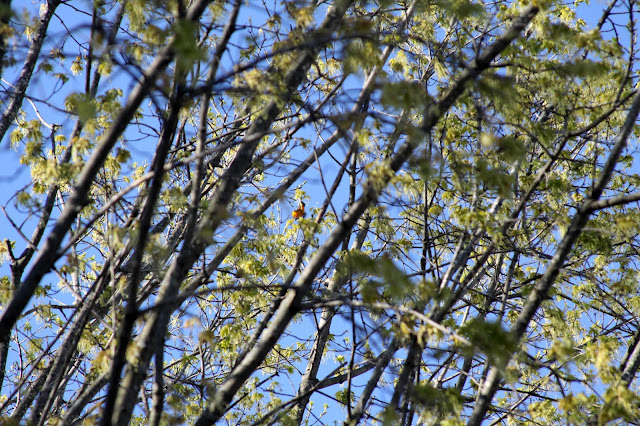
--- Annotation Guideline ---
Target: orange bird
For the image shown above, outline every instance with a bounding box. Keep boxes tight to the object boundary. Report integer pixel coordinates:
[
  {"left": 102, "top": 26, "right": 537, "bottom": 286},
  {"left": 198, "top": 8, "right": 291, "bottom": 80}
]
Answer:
[{"left": 292, "top": 202, "right": 305, "bottom": 220}]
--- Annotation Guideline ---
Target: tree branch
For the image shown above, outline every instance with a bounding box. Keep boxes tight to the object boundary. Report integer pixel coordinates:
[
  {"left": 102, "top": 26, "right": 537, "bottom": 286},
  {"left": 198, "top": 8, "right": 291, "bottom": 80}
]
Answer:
[
  {"left": 0, "top": 0, "right": 208, "bottom": 352},
  {"left": 0, "top": 0, "right": 59, "bottom": 143},
  {"left": 467, "top": 88, "right": 640, "bottom": 426},
  {"left": 194, "top": 4, "right": 539, "bottom": 425}
]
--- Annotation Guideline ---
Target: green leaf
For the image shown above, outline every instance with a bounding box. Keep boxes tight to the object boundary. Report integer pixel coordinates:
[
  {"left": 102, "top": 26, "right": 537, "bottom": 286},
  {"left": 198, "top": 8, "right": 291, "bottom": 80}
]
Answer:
[{"left": 459, "top": 319, "right": 517, "bottom": 371}]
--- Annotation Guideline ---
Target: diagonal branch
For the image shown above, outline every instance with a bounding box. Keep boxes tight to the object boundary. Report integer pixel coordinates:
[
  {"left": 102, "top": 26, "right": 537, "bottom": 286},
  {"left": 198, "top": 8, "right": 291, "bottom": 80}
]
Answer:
[
  {"left": 587, "top": 191, "right": 640, "bottom": 211},
  {"left": 193, "top": 5, "right": 539, "bottom": 425},
  {"left": 0, "top": 0, "right": 211, "bottom": 347},
  {"left": 109, "top": 1, "right": 357, "bottom": 424},
  {"left": 0, "top": 0, "right": 60, "bottom": 142},
  {"left": 467, "top": 89, "right": 640, "bottom": 426}
]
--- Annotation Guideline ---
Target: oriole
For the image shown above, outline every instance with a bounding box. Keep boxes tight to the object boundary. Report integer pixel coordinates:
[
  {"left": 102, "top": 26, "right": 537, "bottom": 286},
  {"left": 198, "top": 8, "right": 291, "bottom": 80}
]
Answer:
[{"left": 292, "top": 202, "right": 305, "bottom": 219}]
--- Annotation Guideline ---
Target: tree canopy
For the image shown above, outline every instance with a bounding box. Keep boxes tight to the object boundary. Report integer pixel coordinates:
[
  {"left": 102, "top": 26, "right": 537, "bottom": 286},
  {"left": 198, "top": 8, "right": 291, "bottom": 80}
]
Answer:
[{"left": 1, "top": 0, "right": 640, "bottom": 424}]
